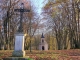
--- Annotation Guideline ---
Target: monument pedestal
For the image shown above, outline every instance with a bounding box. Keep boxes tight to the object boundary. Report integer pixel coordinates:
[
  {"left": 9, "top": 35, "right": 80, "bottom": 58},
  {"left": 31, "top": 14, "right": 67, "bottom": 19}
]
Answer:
[
  {"left": 12, "top": 33, "right": 26, "bottom": 57},
  {"left": 12, "top": 50, "right": 25, "bottom": 57}
]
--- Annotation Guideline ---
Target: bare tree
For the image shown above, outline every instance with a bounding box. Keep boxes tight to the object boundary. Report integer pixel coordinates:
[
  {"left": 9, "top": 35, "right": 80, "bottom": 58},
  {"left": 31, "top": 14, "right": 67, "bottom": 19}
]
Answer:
[{"left": 43, "top": 0, "right": 80, "bottom": 50}]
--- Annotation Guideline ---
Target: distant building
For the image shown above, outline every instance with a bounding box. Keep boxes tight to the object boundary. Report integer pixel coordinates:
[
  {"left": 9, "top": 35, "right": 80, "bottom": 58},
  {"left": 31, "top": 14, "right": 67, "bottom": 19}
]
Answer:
[{"left": 39, "top": 33, "right": 48, "bottom": 50}]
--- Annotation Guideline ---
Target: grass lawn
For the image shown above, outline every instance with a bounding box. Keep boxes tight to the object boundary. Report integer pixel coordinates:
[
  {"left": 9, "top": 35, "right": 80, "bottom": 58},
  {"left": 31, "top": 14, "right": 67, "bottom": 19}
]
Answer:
[{"left": 0, "top": 49, "right": 80, "bottom": 60}]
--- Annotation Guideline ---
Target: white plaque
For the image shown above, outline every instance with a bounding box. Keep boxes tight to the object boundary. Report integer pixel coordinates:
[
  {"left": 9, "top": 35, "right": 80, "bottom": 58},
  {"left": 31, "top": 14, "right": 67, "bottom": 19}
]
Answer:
[{"left": 15, "top": 34, "right": 24, "bottom": 51}]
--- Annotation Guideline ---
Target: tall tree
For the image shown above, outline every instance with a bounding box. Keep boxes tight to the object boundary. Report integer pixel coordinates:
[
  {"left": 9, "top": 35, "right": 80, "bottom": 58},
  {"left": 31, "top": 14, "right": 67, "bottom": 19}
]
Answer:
[{"left": 43, "top": 0, "right": 80, "bottom": 50}]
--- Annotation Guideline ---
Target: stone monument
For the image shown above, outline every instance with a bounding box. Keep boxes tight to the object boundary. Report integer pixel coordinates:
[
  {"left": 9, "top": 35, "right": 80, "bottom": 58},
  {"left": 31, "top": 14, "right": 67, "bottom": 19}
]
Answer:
[
  {"left": 12, "top": 3, "right": 30, "bottom": 57},
  {"left": 12, "top": 33, "right": 26, "bottom": 57},
  {"left": 39, "top": 33, "right": 48, "bottom": 50}
]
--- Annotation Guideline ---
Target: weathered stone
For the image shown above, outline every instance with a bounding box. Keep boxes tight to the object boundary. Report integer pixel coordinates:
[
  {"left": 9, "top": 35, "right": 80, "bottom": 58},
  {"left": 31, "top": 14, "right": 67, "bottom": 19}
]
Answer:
[
  {"left": 14, "top": 33, "right": 25, "bottom": 51},
  {"left": 12, "top": 33, "right": 26, "bottom": 57},
  {"left": 3, "top": 57, "right": 28, "bottom": 60},
  {"left": 12, "top": 50, "right": 25, "bottom": 57}
]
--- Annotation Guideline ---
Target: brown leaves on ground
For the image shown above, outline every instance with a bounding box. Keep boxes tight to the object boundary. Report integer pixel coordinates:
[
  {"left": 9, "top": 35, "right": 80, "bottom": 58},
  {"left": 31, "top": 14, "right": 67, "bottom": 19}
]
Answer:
[{"left": 0, "top": 49, "right": 80, "bottom": 60}]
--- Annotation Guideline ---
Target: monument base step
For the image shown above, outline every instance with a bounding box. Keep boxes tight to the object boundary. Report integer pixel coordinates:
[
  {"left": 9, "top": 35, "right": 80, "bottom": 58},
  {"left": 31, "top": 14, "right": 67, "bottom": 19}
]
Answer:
[
  {"left": 3, "top": 57, "right": 33, "bottom": 60},
  {"left": 12, "top": 50, "right": 25, "bottom": 57}
]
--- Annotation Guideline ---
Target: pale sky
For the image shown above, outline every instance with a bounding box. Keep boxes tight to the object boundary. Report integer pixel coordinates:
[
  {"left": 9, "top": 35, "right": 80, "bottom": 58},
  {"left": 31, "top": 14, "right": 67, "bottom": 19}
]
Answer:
[
  {"left": 30, "top": 0, "right": 44, "bottom": 14},
  {"left": 30, "top": 0, "right": 49, "bottom": 34}
]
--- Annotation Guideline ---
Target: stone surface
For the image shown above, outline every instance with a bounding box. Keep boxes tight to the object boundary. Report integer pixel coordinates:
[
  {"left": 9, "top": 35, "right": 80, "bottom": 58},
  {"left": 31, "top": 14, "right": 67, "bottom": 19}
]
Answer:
[
  {"left": 3, "top": 57, "right": 32, "bottom": 60},
  {"left": 12, "top": 33, "right": 26, "bottom": 57},
  {"left": 14, "top": 33, "right": 25, "bottom": 51},
  {"left": 12, "top": 50, "right": 25, "bottom": 57}
]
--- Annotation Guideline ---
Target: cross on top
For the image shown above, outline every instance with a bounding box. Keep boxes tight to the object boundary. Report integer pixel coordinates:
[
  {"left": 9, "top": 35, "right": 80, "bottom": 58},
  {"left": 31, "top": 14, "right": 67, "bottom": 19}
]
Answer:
[{"left": 14, "top": 3, "right": 30, "bottom": 33}]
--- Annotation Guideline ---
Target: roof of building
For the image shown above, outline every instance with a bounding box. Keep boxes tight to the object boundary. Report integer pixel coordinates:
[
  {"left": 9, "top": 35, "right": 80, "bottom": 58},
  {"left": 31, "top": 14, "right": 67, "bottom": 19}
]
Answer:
[{"left": 41, "top": 33, "right": 45, "bottom": 38}]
